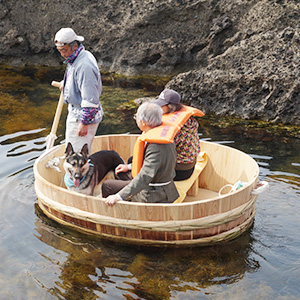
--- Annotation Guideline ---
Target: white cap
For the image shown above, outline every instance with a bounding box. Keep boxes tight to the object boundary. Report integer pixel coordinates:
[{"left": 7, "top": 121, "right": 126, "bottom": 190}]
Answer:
[{"left": 54, "top": 28, "right": 84, "bottom": 46}]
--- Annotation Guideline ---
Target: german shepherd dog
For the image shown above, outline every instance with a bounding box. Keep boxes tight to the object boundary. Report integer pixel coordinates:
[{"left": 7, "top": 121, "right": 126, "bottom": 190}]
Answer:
[{"left": 63, "top": 142, "right": 125, "bottom": 196}]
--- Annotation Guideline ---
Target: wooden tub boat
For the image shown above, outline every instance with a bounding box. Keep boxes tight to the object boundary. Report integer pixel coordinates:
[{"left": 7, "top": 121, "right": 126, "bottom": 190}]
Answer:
[{"left": 34, "top": 134, "right": 264, "bottom": 247}]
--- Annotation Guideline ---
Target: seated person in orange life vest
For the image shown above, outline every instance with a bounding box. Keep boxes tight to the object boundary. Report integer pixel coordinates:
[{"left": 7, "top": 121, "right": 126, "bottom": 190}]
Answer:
[
  {"left": 109, "top": 89, "right": 202, "bottom": 183},
  {"left": 153, "top": 89, "right": 201, "bottom": 180},
  {"left": 103, "top": 101, "right": 179, "bottom": 206}
]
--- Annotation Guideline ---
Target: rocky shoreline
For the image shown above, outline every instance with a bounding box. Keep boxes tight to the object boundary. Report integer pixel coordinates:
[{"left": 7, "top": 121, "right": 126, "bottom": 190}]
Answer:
[{"left": 0, "top": 0, "right": 300, "bottom": 125}]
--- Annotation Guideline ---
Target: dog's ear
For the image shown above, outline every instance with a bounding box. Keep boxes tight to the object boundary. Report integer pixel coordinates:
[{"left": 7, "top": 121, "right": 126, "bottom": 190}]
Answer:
[
  {"left": 65, "top": 142, "right": 74, "bottom": 157},
  {"left": 80, "top": 143, "right": 89, "bottom": 158}
]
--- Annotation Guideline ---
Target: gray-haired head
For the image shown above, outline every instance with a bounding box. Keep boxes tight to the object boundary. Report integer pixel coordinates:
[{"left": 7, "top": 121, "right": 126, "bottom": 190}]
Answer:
[{"left": 136, "top": 102, "right": 162, "bottom": 128}]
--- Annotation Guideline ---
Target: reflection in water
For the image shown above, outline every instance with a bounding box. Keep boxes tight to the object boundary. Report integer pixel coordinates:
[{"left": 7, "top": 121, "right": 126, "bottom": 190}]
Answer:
[
  {"left": 34, "top": 204, "right": 259, "bottom": 300},
  {"left": 0, "top": 129, "right": 46, "bottom": 179}
]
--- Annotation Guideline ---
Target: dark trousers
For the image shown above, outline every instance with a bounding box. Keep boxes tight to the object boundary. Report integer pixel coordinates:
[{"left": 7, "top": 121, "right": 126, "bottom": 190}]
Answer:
[
  {"left": 102, "top": 171, "right": 133, "bottom": 198},
  {"left": 174, "top": 167, "right": 195, "bottom": 181},
  {"left": 102, "top": 162, "right": 195, "bottom": 197}
]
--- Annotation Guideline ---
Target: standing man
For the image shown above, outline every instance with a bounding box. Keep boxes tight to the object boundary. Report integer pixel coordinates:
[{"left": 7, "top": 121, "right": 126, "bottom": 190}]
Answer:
[{"left": 54, "top": 27, "right": 103, "bottom": 153}]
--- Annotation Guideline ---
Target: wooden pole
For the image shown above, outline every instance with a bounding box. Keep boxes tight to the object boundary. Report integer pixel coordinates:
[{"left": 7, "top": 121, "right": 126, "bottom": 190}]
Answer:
[{"left": 46, "top": 81, "right": 64, "bottom": 151}]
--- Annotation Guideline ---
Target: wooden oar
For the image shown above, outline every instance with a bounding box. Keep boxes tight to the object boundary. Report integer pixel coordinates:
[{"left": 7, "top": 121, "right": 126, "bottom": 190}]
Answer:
[{"left": 45, "top": 81, "right": 64, "bottom": 151}]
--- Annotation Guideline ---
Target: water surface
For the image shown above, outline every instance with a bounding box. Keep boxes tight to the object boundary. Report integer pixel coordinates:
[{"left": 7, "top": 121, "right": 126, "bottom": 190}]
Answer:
[{"left": 0, "top": 66, "right": 299, "bottom": 300}]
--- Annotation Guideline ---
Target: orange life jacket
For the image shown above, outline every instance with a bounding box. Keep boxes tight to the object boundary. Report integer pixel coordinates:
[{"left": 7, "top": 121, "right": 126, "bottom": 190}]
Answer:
[{"left": 131, "top": 105, "right": 204, "bottom": 177}]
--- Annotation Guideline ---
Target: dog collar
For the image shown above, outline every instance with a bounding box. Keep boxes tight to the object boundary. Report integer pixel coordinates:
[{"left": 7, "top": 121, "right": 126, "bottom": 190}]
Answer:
[{"left": 64, "top": 162, "right": 94, "bottom": 188}]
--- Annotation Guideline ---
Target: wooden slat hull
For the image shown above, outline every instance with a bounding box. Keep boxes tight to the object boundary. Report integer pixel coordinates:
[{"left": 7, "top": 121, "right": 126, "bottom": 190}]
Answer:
[{"left": 33, "top": 134, "right": 259, "bottom": 246}]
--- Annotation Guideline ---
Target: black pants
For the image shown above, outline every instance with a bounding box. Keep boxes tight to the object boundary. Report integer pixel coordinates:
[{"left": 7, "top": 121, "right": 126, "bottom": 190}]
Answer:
[{"left": 174, "top": 167, "right": 195, "bottom": 181}]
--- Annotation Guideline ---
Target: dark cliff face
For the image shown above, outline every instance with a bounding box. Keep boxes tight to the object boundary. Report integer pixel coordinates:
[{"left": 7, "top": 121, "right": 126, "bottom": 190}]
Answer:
[
  {"left": 0, "top": 0, "right": 215, "bottom": 73},
  {"left": 0, "top": 0, "right": 299, "bottom": 124}
]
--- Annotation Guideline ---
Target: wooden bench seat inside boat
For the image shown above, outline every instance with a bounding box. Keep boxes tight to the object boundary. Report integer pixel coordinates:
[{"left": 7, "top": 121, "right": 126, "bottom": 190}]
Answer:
[{"left": 174, "top": 152, "right": 208, "bottom": 203}]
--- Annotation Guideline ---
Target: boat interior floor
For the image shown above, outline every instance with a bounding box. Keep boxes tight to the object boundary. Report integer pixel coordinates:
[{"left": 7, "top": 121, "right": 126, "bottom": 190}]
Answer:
[{"left": 183, "top": 188, "right": 219, "bottom": 203}]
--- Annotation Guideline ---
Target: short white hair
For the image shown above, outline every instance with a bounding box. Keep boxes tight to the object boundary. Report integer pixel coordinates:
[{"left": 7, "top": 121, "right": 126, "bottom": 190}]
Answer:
[{"left": 136, "top": 102, "right": 162, "bottom": 128}]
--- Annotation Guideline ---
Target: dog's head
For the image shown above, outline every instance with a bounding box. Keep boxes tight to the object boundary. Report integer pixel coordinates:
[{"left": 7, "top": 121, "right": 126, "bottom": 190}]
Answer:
[{"left": 63, "top": 143, "right": 89, "bottom": 187}]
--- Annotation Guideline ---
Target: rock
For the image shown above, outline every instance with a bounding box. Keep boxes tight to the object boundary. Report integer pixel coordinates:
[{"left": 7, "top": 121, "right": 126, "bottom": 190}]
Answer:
[{"left": 0, "top": 0, "right": 300, "bottom": 124}]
